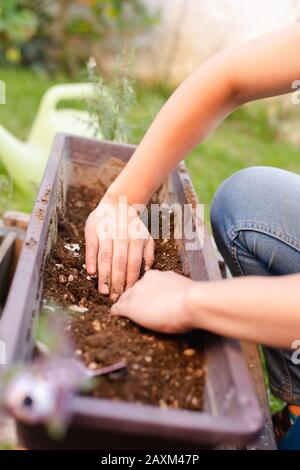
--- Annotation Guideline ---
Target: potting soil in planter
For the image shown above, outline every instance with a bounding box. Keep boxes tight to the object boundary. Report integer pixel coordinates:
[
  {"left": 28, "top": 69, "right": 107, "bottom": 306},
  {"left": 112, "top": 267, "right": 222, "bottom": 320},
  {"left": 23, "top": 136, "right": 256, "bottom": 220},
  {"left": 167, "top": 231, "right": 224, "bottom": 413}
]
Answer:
[{"left": 43, "top": 185, "right": 205, "bottom": 411}]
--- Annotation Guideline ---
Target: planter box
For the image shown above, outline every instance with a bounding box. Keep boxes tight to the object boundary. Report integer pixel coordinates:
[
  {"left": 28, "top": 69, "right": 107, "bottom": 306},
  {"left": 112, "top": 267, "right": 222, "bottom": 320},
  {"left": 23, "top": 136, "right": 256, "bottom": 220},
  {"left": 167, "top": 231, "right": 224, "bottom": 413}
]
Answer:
[
  {"left": 0, "top": 232, "right": 16, "bottom": 313},
  {"left": 0, "top": 214, "right": 27, "bottom": 316},
  {"left": 0, "top": 134, "right": 263, "bottom": 449}
]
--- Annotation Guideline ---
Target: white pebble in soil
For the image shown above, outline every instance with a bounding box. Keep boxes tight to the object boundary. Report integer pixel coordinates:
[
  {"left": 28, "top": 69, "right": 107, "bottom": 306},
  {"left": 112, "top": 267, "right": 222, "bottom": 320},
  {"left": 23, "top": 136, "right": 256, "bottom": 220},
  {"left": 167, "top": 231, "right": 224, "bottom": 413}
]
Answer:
[{"left": 64, "top": 243, "right": 80, "bottom": 252}]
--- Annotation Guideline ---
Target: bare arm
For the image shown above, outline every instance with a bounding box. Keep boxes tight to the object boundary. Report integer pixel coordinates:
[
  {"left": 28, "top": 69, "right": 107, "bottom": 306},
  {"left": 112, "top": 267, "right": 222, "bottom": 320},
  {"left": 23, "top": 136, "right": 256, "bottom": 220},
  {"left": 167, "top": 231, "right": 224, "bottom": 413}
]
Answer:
[
  {"left": 107, "top": 24, "right": 300, "bottom": 205},
  {"left": 106, "top": 52, "right": 236, "bottom": 205},
  {"left": 187, "top": 274, "right": 300, "bottom": 348},
  {"left": 111, "top": 270, "right": 300, "bottom": 349}
]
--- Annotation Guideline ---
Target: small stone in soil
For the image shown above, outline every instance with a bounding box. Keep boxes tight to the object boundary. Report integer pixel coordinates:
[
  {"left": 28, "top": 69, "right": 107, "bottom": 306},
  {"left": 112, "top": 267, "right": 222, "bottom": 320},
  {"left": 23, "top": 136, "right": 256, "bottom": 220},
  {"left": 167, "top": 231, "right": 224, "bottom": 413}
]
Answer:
[
  {"left": 58, "top": 274, "right": 68, "bottom": 284},
  {"left": 183, "top": 348, "right": 196, "bottom": 357},
  {"left": 64, "top": 243, "right": 80, "bottom": 252},
  {"left": 88, "top": 362, "right": 98, "bottom": 370},
  {"left": 92, "top": 320, "right": 101, "bottom": 332},
  {"left": 194, "top": 369, "right": 205, "bottom": 378},
  {"left": 69, "top": 305, "right": 89, "bottom": 313},
  {"left": 159, "top": 399, "right": 168, "bottom": 409},
  {"left": 191, "top": 397, "right": 200, "bottom": 407},
  {"left": 79, "top": 298, "right": 88, "bottom": 307}
]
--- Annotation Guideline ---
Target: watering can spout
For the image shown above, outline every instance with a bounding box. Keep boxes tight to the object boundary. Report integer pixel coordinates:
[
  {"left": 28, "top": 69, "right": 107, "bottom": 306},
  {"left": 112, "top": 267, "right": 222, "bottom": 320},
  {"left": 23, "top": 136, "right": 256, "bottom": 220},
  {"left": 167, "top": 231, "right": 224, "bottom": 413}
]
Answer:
[{"left": 0, "top": 123, "right": 44, "bottom": 195}]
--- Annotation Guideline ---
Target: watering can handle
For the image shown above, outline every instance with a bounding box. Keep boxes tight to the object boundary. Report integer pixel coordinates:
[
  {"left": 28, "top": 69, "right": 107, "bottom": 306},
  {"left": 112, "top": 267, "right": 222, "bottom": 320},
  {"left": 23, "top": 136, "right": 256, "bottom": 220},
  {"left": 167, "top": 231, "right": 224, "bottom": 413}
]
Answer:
[{"left": 39, "top": 83, "right": 96, "bottom": 112}]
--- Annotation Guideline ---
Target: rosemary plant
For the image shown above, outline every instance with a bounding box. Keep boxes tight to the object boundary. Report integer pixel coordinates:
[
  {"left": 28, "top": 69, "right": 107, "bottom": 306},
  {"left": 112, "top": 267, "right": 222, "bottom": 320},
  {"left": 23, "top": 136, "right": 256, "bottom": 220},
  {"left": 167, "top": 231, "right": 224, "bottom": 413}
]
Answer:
[{"left": 85, "top": 52, "right": 136, "bottom": 143}]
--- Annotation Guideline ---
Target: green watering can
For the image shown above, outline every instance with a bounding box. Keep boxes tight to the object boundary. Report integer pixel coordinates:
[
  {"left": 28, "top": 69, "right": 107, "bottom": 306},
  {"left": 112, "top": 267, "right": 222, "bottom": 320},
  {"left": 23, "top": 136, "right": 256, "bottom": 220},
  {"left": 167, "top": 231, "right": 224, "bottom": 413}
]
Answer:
[{"left": 0, "top": 83, "right": 101, "bottom": 196}]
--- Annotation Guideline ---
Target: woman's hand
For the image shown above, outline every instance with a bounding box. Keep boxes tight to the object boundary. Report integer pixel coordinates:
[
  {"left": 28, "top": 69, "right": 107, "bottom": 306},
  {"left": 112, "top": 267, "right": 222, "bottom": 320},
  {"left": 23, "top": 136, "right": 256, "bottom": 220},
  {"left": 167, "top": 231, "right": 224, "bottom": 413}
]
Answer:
[
  {"left": 85, "top": 195, "right": 154, "bottom": 300},
  {"left": 111, "top": 270, "right": 195, "bottom": 333}
]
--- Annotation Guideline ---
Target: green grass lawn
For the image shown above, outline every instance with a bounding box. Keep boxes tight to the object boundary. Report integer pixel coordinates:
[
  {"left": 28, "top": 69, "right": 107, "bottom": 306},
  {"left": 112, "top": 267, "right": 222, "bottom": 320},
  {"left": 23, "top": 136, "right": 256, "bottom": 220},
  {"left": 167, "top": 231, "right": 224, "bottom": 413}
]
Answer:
[{"left": 0, "top": 66, "right": 297, "bottom": 414}]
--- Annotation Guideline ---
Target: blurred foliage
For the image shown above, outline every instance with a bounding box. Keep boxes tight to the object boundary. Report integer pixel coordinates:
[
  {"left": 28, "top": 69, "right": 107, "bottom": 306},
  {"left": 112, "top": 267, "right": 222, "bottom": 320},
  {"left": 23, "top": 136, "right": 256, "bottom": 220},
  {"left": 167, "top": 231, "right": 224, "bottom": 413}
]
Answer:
[
  {"left": 0, "top": 0, "right": 39, "bottom": 64},
  {"left": 85, "top": 53, "right": 136, "bottom": 142},
  {"left": 0, "top": 0, "right": 156, "bottom": 75}
]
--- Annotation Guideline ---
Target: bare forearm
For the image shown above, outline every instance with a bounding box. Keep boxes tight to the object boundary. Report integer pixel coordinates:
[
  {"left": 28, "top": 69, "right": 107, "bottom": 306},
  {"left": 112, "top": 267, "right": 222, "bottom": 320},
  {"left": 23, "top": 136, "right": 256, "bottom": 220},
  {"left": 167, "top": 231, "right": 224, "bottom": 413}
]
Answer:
[
  {"left": 187, "top": 274, "right": 300, "bottom": 348},
  {"left": 107, "top": 25, "right": 300, "bottom": 205},
  {"left": 107, "top": 52, "right": 236, "bottom": 204}
]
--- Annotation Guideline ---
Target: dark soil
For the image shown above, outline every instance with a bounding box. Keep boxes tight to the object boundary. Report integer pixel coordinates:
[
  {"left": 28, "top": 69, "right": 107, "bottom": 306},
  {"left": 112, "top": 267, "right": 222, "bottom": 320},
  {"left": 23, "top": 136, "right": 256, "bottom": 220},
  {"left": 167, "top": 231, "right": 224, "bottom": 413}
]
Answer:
[{"left": 43, "top": 184, "right": 205, "bottom": 411}]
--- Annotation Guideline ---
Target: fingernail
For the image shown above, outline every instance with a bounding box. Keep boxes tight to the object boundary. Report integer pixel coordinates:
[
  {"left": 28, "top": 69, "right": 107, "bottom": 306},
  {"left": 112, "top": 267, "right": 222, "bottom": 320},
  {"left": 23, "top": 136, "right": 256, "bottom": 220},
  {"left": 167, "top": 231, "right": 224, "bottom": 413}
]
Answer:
[
  {"left": 145, "top": 265, "right": 150, "bottom": 271},
  {"left": 87, "top": 266, "right": 96, "bottom": 275},
  {"left": 100, "top": 283, "right": 109, "bottom": 295}
]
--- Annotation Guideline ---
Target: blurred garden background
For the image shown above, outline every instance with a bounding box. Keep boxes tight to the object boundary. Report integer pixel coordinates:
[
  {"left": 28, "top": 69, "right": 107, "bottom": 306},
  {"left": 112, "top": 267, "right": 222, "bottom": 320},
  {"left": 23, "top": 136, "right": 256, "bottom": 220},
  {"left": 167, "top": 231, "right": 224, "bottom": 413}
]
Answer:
[{"left": 1, "top": 0, "right": 300, "bottom": 220}]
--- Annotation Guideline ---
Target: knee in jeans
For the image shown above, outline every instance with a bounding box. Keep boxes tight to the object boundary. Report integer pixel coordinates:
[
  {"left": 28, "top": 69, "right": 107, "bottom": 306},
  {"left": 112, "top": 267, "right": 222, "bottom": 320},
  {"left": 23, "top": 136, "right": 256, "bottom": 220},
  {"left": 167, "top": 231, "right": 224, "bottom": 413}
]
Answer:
[{"left": 210, "top": 167, "right": 264, "bottom": 245}]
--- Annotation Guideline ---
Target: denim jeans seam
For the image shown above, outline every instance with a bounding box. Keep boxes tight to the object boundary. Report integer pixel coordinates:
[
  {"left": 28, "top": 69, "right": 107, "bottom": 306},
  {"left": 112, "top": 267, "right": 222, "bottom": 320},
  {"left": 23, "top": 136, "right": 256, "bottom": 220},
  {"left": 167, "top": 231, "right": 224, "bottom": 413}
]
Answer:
[
  {"left": 270, "top": 385, "right": 300, "bottom": 404},
  {"left": 228, "top": 220, "right": 300, "bottom": 253},
  {"left": 279, "top": 349, "right": 294, "bottom": 403},
  {"left": 271, "top": 386, "right": 293, "bottom": 403},
  {"left": 290, "top": 392, "right": 300, "bottom": 405},
  {"left": 226, "top": 222, "right": 247, "bottom": 276},
  {"left": 230, "top": 243, "right": 245, "bottom": 276},
  {"left": 269, "top": 351, "right": 294, "bottom": 403}
]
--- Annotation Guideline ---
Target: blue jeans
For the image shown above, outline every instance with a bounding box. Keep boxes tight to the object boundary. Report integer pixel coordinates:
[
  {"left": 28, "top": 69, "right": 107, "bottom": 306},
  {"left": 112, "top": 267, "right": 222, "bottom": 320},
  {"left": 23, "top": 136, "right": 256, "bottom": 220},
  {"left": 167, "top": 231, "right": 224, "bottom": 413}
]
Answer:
[{"left": 210, "top": 166, "right": 300, "bottom": 404}]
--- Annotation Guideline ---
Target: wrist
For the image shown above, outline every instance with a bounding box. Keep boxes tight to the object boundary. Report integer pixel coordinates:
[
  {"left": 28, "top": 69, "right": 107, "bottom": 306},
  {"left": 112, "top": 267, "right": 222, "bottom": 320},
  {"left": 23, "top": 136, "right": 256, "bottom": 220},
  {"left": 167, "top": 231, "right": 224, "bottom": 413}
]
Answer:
[
  {"left": 100, "top": 187, "right": 121, "bottom": 206},
  {"left": 185, "top": 281, "right": 214, "bottom": 329},
  {"left": 104, "top": 172, "right": 152, "bottom": 207},
  {"left": 101, "top": 187, "right": 141, "bottom": 210},
  {"left": 97, "top": 190, "right": 141, "bottom": 222},
  {"left": 100, "top": 186, "right": 149, "bottom": 220}
]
